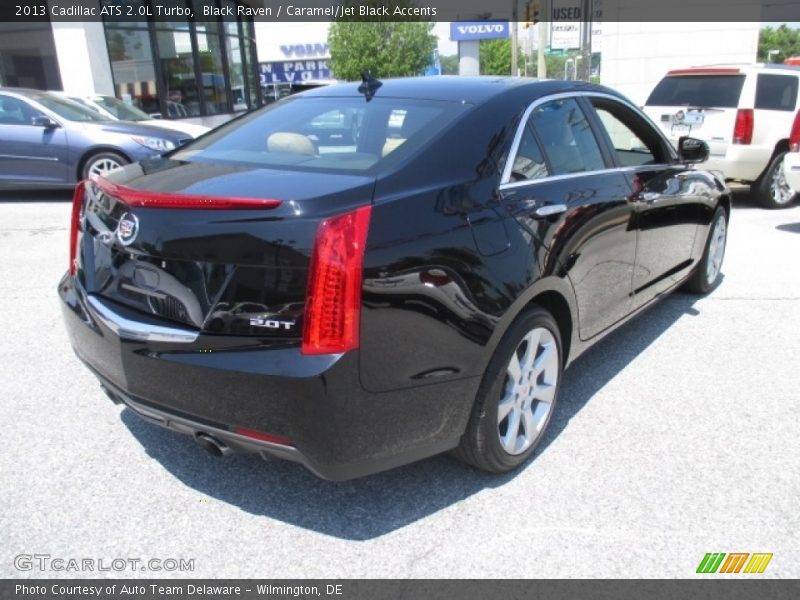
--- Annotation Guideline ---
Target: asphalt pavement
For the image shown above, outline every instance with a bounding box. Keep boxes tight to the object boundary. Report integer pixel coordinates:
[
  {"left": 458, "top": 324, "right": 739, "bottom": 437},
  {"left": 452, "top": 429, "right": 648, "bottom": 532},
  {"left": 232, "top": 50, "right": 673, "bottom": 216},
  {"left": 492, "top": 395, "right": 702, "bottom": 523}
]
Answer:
[{"left": 1, "top": 189, "right": 798, "bottom": 578}]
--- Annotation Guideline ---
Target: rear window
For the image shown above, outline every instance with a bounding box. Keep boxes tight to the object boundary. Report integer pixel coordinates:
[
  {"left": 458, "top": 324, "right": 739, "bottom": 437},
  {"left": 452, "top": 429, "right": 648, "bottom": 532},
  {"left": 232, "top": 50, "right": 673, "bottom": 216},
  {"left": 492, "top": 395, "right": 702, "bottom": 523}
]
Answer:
[
  {"left": 755, "top": 74, "right": 798, "bottom": 110},
  {"left": 173, "top": 96, "right": 470, "bottom": 173},
  {"left": 645, "top": 75, "right": 745, "bottom": 108}
]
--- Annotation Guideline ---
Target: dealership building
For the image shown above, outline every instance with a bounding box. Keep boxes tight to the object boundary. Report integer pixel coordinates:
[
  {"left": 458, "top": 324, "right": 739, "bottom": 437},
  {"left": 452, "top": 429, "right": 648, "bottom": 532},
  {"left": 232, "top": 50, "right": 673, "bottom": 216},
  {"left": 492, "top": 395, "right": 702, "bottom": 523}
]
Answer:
[{"left": 0, "top": 0, "right": 265, "bottom": 127}]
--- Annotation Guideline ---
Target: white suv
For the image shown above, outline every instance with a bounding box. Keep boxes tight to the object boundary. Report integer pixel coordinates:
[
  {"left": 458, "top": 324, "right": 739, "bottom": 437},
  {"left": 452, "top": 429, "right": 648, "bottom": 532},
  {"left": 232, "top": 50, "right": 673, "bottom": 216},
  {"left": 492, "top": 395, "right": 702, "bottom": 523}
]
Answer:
[{"left": 643, "top": 64, "right": 800, "bottom": 208}]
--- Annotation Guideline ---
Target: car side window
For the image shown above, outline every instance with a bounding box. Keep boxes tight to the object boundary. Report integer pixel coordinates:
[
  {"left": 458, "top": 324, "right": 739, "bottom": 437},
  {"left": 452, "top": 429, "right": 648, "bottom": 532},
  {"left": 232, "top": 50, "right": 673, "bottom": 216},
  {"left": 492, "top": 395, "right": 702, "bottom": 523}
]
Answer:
[
  {"left": 594, "top": 108, "right": 655, "bottom": 166},
  {"left": 0, "top": 95, "right": 43, "bottom": 126},
  {"left": 529, "top": 98, "right": 605, "bottom": 175},
  {"left": 589, "top": 98, "right": 671, "bottom": 167},
  {"left": 755, "top": 74, "right": 798, "bottom": 111},
  {"left": 509, "top": 125, "right": 550, "bottom": 182}
]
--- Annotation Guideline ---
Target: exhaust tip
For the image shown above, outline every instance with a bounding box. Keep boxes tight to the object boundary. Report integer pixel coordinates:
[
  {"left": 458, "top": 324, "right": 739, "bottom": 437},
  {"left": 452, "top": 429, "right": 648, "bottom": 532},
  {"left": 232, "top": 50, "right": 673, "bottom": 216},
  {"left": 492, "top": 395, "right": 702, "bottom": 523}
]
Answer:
[{"left": 195, "top": 433, "right": 231, "bottom": 457}]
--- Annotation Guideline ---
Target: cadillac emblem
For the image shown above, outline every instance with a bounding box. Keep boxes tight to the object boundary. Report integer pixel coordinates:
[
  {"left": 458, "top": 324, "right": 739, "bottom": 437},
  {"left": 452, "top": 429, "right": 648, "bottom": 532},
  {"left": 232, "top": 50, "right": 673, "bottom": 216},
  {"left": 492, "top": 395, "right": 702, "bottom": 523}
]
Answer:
[{"left": 116, "top": 212, "right": 139, "bottom": 246}]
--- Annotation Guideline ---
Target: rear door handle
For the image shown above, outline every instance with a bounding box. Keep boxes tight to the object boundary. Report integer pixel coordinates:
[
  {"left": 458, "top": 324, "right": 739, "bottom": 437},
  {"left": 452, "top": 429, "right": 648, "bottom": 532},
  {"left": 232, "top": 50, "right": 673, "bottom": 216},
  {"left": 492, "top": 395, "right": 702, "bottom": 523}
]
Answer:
[
  {"left": 634, "top": 192, "right": 660, "bottom": 203},
  {"left": 534, "top": 204, "right": 567, "bottom": 218}
]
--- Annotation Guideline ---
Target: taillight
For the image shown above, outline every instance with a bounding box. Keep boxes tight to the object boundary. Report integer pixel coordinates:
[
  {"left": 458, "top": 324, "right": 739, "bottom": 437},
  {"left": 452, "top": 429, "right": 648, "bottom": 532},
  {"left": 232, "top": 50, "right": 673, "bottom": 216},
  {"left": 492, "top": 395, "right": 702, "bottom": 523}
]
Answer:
[
  {"left": 789, "top": 110, "right": 800, "bottom": 152},
  {"left": 90, "top": 175, "right": 282, "bottom": 210},
  {"left": 733, "top": 109, "right": 754, "bottom": 145},
  {"left": 68, "top": 180, "right": 86, "bottom": 276},
  {"left": 233, "top": 426, "right": 293, "bottom": 447},
  {"left": 302, "top": 205, "right": 372, "bottom": 355}
]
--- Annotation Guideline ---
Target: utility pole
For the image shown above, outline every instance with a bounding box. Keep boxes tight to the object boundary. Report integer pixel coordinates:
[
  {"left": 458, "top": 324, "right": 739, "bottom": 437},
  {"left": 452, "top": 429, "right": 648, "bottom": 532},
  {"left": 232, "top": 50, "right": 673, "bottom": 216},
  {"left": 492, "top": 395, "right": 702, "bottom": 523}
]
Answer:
[
  {"left": 578, "top": 0, "right": 592, "bottom": 81},
  {"left": 511, "top": 1, "right": 519, "bottom": 76},
  {"left": 538, "top": 18, "right": 546, "bottom": 78}
]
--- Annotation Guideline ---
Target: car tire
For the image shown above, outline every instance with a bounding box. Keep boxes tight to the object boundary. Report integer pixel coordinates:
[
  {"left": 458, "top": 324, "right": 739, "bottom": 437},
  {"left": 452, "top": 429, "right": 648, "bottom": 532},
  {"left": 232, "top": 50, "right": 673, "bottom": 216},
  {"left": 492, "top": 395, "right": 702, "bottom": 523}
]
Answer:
[
  {"left": 81, "top": 152, "right": 128, "bottom": 180},
  {"left": 683, "top": 205, "right": 728, "bottom": 294},
  {"left": 455, "top": 306, "right": 563, "bottom": 473},
  {"left": 754, "top": 152, "right": 798, "bottom": 209}
]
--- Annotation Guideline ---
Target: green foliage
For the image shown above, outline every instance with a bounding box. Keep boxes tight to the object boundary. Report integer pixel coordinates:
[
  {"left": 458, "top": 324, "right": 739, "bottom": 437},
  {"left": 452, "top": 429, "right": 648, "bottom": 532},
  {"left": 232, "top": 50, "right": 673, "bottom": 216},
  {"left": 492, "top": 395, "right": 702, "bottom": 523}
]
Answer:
[
  {"left": 328, "top": 22, "right": 437, "bottom": 81},
  {"left": 480, "top": 38, "right": 526, "bottom": 76},
  {"left": 440, "top": 54, "right": 459, "bottom": 75},
  {"left": 758, "top": 25, "right": 800, "bottom": 62}
]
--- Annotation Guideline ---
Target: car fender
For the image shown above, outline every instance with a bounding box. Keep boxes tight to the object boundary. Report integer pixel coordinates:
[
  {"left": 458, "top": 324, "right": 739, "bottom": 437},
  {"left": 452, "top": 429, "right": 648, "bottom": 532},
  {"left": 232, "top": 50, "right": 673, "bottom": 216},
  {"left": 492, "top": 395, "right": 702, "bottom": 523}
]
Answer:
[{"left": 484, "top": 273, "right": 579, "bottom": 368}]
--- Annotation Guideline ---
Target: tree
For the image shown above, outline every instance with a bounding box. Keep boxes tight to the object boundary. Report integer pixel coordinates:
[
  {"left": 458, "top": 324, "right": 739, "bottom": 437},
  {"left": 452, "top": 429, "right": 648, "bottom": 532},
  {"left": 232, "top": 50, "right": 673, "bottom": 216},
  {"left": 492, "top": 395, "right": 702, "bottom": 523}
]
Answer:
[
  {"left": 328, "top": 22, "right": 437, "bottom": 81},
  {"left": 440, "top": 54, "right": 459, "bottom": 75},
  {"left": 479, "top": 38, "right": 527, "bottom": 76},
  {"left": 480, "top": 38, "right": 510, "bottom": 75},
  {"left": 758, "top": 25, "right": 800, "bottom": 63}
]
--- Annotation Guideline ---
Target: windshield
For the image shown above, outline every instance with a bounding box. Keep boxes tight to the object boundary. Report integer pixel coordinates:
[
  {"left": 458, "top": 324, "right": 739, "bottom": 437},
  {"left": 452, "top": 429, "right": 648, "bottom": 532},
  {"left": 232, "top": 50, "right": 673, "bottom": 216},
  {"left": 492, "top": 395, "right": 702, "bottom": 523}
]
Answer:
[
  {"left": 646, "top": 75, "right": 745, "bottom": 108},
  {"left": 173, "top": 96, "right": 471, "bottom": 173},
  {"left": 92, "top": 95, "right": 150, "bottom": 121},
  {"left": 30, "top": 93, "right": 111, "bottom": 122}
]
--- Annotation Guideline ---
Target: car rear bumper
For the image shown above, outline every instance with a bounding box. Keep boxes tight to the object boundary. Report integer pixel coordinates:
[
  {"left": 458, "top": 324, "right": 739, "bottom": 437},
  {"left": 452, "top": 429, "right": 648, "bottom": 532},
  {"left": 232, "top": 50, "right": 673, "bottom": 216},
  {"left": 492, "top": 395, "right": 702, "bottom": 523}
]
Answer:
[
  {"left": 705, "top": 145, "right": 771, "bottom": 183},
  {"left": 58, "top": 274, "right": 478, "bottom": 480}
]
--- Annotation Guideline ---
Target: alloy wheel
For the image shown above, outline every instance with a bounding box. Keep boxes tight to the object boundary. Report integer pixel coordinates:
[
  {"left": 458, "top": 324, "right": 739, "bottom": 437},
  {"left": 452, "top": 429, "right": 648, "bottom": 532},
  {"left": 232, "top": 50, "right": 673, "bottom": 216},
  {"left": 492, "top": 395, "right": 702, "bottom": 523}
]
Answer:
[
  {"left": 705, "top": 214, "right": 727, "bottom": 285},
  {"left": 770, "top": 160, "right": 795, "bottom": 206},
  {"left": 497, "top": 327, "right": 559, "bottom": 455},
  {"left": 88, "top": 157, "right": 123, "bottom": 177}
]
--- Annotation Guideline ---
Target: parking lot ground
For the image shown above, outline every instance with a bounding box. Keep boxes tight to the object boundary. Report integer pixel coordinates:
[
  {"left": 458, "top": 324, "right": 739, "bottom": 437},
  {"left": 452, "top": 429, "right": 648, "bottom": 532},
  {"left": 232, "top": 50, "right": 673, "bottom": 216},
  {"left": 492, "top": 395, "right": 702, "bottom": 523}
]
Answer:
[{"left": 1, "top": 190, "right": 798, "bottom": 578}]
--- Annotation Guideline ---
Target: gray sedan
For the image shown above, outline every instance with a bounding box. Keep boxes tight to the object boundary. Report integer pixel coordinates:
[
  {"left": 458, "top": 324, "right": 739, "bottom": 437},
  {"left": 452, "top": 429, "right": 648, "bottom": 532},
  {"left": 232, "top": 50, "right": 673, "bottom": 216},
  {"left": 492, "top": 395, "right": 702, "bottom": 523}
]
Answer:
[{"left": 0, "top": 88, "right": 191, "bottom": 186}]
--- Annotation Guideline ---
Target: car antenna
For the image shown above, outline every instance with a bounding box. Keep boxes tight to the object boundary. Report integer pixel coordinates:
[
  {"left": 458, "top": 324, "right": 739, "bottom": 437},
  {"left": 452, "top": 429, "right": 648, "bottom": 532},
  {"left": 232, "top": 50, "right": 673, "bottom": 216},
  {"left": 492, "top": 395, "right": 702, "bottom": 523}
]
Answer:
[{"left": 358, "top": 70, "right": 382, "bottom": 101}]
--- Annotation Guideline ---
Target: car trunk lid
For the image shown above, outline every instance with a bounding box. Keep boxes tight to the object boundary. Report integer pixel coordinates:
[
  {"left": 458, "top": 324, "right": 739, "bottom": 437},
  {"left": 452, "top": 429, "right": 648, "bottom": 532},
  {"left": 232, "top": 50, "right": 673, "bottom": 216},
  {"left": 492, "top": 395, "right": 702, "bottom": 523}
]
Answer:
[{"left": 72, "top": 158, "right": 374, "bottom": 340}]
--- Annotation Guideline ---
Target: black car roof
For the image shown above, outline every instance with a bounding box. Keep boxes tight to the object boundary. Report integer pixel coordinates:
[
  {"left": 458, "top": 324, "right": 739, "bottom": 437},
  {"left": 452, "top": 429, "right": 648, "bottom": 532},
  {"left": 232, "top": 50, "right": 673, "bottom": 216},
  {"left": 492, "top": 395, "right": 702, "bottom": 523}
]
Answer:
[{"left": 298, "top": 76, "right": 622, "bottom": 104}]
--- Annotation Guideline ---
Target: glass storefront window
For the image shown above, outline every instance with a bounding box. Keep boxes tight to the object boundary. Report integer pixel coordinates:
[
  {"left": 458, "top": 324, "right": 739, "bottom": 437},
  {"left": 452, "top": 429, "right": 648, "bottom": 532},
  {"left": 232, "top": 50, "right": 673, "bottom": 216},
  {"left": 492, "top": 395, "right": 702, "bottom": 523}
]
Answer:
[
  {"left": 104, "top": 28, "right": 159, "bottom": 116},
  {"left": 156, "top": 29, "right": 201, "bottom": 117},
  {"left": 226, "top": 35, "right": 247, "bottom": 110},
  {"left": 0, "top": 23, "right": 62, "bottom": 90},
  {"left": 244, "top": 36, "right": 261, "bottom": 108},
  {"left": 102, "top": 0, "right": 258, "bottom": 118},
  {"left": 194, "top": 24, "right": 227, "bottom": 115}
]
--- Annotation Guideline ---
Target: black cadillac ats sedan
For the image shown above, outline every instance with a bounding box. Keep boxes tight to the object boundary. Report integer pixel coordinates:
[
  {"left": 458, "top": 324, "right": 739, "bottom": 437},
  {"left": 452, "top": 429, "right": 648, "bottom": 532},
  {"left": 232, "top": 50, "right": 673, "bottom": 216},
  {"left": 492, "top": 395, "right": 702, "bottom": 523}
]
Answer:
[{"left": 59, "top": 76, "right": 730, "bottom": 480}]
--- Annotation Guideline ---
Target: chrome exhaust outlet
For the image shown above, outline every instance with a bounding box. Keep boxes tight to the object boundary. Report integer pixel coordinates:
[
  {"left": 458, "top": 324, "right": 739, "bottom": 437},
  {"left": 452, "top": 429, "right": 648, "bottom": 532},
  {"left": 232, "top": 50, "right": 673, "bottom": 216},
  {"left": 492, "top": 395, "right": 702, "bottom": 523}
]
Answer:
[{"left": 195, "top": 433, "right": 231, "bottom": 457}]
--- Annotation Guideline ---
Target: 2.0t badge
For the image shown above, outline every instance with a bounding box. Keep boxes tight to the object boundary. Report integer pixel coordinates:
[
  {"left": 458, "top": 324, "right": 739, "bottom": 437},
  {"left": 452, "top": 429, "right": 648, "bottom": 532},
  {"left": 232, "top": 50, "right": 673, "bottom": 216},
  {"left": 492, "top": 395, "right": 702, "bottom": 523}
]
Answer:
[{"left": 116, "top": 212, "right": 139, "bottom": 246}]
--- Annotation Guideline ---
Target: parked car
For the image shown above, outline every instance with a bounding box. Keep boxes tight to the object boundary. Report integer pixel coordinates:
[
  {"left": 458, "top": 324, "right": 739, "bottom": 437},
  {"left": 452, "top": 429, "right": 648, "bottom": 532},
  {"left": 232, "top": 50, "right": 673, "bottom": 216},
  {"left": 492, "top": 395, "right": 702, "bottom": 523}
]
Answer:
[
  {"left": 643, "top": 64, "right": 800, "bottom": 208},
  {"left": 0, "top": 88, "right": 191, "bottom": 186},
  {"left": 57, "top": 93, "right": 210, "bottom": 138},
  {"left": 59, "top": 76, "right": 730, "bottom": 480}
]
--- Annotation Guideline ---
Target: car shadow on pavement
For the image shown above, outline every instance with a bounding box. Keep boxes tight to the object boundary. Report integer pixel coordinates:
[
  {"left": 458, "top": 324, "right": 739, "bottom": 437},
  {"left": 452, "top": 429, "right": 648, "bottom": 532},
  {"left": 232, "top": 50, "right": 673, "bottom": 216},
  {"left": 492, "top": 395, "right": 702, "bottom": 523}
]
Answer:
[{"left": 120, "top": 291, "right": 705, "bottom": 541}]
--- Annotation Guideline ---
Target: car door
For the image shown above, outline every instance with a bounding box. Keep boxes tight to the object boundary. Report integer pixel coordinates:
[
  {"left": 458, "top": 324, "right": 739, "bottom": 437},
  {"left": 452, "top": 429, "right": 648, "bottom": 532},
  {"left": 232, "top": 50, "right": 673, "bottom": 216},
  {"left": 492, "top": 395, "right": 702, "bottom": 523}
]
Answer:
[
  {"left": 499, "top": 95, "right": 637, "bottom": 340},
  {"left": 0, "top": 93, "right": 70, "bottom": 184},
  {"left": 584, "top": 95, "right": 702, "bottom": 306}
]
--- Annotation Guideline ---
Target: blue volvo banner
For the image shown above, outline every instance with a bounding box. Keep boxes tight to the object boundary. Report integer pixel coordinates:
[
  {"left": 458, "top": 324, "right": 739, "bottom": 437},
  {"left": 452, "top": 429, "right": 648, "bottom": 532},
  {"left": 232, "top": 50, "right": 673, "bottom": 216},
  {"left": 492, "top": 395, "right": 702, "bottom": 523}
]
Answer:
[
  {"left": 449, "top": 21, "right": 510, "bottom": 41},
  {"left": 259, "top": 60, "right": 332, "bottom": 85}
]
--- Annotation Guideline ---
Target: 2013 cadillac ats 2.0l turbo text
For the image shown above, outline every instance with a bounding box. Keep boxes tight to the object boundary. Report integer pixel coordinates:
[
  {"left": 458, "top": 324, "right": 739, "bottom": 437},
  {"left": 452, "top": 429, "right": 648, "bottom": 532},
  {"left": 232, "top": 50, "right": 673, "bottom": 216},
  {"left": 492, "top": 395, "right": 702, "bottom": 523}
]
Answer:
[{"left": 59, "top": 76, "right": 729, "bottom": 480}]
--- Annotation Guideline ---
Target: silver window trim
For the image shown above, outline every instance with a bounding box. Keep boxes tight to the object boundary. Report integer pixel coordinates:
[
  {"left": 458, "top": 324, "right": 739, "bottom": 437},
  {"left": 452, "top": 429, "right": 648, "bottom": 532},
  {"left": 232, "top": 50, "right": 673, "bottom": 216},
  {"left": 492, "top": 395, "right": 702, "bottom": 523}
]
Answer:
[{"left": 499, "top": 91, "right": 672, "bottom": 190}]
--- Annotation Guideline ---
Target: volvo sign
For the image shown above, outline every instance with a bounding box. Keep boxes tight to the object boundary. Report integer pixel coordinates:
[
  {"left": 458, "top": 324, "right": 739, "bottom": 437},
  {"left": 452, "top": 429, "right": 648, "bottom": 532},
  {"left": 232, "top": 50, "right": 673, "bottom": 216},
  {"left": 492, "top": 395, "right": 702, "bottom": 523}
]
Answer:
[{"left": 450, "top": 22, "right": 509, "bottom": 42}]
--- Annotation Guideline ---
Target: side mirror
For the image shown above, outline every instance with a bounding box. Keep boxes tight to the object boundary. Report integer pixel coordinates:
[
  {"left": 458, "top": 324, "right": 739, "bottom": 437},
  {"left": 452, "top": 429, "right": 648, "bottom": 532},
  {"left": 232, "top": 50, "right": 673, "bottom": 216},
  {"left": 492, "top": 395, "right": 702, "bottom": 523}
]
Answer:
[
  {"left": 677, "top": 136, "right": 709, "bottom": 163},
  {"left": 32, "top": 116, "right": 59, "bottom": 129}
]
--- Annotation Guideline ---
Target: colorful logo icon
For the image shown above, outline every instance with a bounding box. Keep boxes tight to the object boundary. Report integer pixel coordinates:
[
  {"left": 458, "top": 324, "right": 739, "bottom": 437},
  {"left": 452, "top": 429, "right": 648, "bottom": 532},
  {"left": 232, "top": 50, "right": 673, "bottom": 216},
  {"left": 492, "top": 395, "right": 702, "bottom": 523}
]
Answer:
[{"left": 697, "top": 552, "right": 773, "bottom": 574}]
